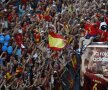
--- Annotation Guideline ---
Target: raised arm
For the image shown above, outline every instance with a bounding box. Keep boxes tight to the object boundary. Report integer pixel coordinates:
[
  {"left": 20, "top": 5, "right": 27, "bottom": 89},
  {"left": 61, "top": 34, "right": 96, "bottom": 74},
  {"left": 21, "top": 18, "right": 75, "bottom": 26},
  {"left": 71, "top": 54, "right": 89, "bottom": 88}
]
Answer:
[{"left": 0, "top": 79, "right": 5, "bottom": 88}]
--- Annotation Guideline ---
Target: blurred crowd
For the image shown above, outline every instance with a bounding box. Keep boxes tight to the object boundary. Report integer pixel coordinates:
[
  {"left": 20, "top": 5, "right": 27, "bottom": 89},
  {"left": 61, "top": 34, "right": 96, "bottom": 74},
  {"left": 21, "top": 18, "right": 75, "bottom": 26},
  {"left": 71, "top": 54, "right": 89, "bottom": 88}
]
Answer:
[{"left": 0, "top": 0, "right": 108, "bottom": 90}]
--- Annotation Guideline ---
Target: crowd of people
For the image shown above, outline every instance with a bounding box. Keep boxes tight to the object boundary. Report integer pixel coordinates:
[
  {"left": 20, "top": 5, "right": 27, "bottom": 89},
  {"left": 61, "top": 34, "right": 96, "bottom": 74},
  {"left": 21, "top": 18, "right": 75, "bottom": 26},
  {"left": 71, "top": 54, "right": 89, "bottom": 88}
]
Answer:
[{"left": 0, "top": 0, "right": 108, "bottom": 90}]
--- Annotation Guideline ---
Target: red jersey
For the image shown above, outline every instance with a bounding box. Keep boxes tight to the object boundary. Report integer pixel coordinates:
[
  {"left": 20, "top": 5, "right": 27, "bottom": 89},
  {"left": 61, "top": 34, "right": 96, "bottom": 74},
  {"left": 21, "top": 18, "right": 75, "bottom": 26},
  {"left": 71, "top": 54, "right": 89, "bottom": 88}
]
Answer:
[
  {"left": 83, "top": 71, "right": 108, "bottom": 90},
  {"left": 84, "top": 23, "right": 99, "bottom": 36}
]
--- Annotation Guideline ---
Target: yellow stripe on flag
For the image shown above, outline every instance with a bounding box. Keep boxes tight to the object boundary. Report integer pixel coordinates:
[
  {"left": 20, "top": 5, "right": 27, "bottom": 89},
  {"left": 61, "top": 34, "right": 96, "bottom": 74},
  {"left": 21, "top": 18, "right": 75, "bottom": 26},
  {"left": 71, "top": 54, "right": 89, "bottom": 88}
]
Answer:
[{"left": 49, "top": 34, "right": 65, "bottom": 48}]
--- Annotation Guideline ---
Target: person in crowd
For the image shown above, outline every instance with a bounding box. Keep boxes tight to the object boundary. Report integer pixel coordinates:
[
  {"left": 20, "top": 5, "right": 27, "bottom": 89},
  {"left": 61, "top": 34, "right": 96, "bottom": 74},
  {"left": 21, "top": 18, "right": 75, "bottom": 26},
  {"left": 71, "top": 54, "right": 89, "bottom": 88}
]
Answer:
[{"left": 0, "top": 0, "right": 108, "bottom": 90}]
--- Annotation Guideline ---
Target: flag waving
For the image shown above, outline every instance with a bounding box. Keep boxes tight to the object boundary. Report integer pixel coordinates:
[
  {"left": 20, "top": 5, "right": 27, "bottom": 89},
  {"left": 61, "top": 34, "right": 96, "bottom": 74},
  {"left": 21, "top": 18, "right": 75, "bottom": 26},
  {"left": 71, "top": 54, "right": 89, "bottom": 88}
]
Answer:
[
  {"left": 48, "top": 32, "right": 66, "bottom": 50},
  {"left": 15, "top": 67, "right": 23, "bottom": 75}
]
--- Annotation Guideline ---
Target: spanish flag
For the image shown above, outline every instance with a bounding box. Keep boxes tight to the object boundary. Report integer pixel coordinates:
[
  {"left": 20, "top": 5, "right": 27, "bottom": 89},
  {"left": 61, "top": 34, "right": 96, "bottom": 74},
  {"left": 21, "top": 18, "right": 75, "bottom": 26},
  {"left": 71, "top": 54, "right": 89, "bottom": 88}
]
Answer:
[{"left": 48, "top": 32, "right": 66, "bottom": 50}]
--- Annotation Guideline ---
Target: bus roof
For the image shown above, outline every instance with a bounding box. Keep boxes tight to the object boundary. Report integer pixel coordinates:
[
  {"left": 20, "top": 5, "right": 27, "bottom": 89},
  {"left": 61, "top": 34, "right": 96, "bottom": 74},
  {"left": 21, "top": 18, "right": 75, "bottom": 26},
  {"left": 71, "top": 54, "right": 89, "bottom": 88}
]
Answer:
[{"left": 87, "top": 42, "right": 108, "bottom": 48}]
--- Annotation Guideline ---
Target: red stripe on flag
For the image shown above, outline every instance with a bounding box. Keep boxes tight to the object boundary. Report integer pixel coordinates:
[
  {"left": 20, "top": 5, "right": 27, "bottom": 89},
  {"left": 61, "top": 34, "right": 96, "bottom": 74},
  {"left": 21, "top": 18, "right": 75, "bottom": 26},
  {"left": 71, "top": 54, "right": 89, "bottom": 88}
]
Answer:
[
  {"left": 49, "top": 31, "right": 65, "bottom": 39},
  {"left": 48, "top": 44, "right": 66, "bottom": 51}
]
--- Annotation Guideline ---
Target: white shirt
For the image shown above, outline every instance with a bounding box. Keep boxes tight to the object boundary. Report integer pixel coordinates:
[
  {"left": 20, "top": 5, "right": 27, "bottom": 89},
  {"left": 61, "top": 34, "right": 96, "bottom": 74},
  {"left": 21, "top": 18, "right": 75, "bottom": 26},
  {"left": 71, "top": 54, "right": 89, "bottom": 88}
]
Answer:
[{"left": 99, "top": 22, "right": 107, "bottom": 29}]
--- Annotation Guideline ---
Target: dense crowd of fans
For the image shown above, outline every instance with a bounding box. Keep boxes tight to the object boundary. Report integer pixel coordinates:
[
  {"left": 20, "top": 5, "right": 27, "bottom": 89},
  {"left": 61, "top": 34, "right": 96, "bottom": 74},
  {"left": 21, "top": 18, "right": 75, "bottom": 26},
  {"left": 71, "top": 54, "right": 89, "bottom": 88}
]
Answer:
[{"left": 0, "top": 0, "right": 108, "bottom": 90}]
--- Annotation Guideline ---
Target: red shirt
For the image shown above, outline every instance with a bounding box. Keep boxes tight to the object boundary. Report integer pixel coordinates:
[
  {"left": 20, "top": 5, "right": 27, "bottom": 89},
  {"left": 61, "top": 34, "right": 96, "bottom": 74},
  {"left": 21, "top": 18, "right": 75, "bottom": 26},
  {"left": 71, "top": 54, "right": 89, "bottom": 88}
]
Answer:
[
  {"left": 84, "top": 23, "right": 99, "bottom": 36},
  {"left": 15, "top": 33, "right": 23, "bottom": 47},
  {"left": 83, "top": 71, "right": 108, "bottom": 90}
]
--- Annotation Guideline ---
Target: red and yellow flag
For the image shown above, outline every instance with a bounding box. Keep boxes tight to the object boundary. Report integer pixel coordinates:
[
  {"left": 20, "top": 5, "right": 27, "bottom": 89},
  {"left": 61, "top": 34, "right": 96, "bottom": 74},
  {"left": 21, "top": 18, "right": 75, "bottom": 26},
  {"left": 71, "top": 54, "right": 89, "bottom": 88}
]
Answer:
[
  {"left": 15, "top": 67, "right": 23, "bottom": 75},
  {"left": 48, "top": 32, "right": 66, "bottom": 50}
]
